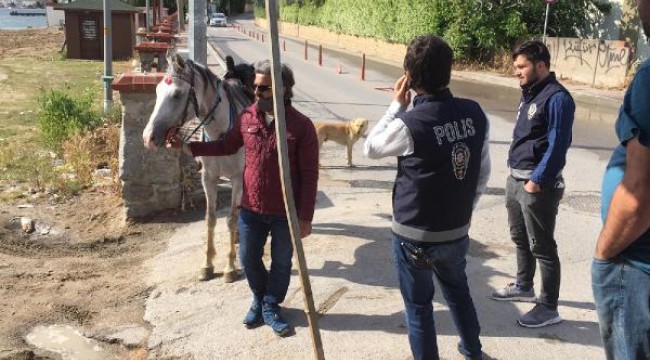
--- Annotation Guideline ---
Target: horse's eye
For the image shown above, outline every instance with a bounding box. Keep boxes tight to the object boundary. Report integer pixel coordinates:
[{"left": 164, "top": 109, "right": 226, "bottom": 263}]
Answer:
[{"left": 172, "top": 90, "right": 182, "bottom": 99}]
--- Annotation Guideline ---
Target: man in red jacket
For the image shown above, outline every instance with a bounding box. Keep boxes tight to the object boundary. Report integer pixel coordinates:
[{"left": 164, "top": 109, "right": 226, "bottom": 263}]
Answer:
[{"left": 170, "top": 60, "right": 319, "bottom": 337}]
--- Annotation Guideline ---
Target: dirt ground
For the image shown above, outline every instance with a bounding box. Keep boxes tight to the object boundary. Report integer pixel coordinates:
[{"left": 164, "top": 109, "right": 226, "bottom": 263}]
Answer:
[
  {"left": 0, "top": 28, "right": 186, "bottom": 359},
  {"left": 0, "top": 27, "right": 64, "bottom": 59},
  {"left": 0, "top": 190, "right": 193, "bottom": 359}
]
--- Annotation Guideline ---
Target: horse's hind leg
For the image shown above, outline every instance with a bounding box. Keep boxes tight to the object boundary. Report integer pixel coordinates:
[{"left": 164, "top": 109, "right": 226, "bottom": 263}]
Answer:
[
  {"left": 199, "top": 174, "right": 218, "bottom": 281},
  {"left": 222, "top": 176, "right": 243, "bottom": 283}
]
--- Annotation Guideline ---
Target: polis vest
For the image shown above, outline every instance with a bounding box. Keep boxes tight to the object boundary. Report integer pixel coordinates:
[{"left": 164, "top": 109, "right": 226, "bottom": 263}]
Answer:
[
  {"left": 508, "top": 73, "right": 571, "bottom": 173},
  {"left": 393, "top": 90, "right": 487, "bottom": 243}
]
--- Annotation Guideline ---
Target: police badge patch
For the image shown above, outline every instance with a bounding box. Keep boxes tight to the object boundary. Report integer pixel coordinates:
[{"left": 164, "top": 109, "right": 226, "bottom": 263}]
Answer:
[
  {"left": 452, "top": 142, "right": 471, "bottom": 180},
  {"left": 527, "top": 103, "right": 537, "bottom": 120}
]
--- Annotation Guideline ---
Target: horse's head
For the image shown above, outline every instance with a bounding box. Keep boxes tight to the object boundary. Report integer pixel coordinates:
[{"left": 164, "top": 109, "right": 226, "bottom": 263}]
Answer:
[
  {"left": 142, "top": 51, "right": 254, "bottom": 150},
  {"left": 143, "top": 51, "right": 198, "bottom": 149}
]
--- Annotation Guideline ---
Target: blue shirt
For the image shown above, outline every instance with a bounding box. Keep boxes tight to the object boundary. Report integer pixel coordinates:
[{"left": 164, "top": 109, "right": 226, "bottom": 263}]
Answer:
[
  {"left": 601, "top": 59, "right": 650, "bottom": 273},
  {"left": 531, "top": 92, "right": 575, "bottom": 185}
]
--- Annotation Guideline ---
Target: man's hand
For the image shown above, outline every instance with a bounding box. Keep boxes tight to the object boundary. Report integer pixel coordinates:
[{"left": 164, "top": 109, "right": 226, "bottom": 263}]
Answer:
[
  {"left": 524, "top": 180, "right": 541, "bottom": 193},
  {"left": 393, "top": 75, "right": 412, "bottom": 108},
  {"left": 166, "top": 134, "right": 184, "bottom": 150},
  {"left": 299, "top": 220, "right": 312, "bottom": 238}
]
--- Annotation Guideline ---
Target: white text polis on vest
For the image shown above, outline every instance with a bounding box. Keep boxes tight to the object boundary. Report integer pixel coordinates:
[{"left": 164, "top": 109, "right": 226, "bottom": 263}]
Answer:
[{"left": 433, "top": 118, "right": 476, "bottom": 146}]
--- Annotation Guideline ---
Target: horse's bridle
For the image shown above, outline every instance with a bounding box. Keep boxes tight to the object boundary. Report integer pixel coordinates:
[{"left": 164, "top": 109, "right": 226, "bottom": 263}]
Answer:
[{"left": 170, "top": 59, "right": 233, "bottom": 142}]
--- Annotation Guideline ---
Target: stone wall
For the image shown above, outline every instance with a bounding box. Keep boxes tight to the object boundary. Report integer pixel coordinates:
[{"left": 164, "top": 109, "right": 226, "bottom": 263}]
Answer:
[{"left": 113, "top": 74, "right": 182, "bottom": 220}]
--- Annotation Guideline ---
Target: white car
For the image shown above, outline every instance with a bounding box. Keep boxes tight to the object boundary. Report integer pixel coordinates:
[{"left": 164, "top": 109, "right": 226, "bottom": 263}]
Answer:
[{"left": 209, "top": 13, "right": 227, "bottom": 27}]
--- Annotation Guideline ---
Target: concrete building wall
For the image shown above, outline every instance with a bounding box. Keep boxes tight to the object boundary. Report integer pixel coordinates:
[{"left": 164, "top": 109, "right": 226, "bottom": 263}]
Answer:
[
  {"left": 545, "top": 37, "right": 631, "bottom": 88},
  {"left": 46, "top": 5, "right": 65, "bottom": 27},
  {"left": 597, "top": 0, "right": 649, "bottom": 60}
]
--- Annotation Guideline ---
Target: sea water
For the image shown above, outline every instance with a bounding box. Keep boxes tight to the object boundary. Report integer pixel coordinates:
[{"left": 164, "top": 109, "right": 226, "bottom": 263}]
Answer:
[{"left": 0, "top": 8, "right": 47, "bottom": 30}]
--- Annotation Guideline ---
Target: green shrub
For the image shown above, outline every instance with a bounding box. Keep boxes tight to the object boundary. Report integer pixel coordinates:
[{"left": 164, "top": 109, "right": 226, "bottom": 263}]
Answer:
[
  {"left": 37, "top": 87, "right": 99, "bottom": 151},
  {"left": 260, "top": 0, "right": 611, "bottom": 62}
]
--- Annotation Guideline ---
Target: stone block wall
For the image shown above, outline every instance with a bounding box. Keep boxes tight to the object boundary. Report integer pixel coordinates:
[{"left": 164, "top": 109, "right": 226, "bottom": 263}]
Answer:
[{"left": 112, "top": 73, "right": 183, "bottom": 220}]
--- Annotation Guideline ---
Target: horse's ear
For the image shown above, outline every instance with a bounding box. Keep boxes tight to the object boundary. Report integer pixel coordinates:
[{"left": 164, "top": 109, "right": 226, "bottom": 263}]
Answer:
[
  {"left": 166, "top": 48, "right": 176, "bottom": 69},
  {"left": 168, "top": 51, "right": 185, "bottom": 73},
  {"left": 226, "top": 55, "right": 235, "bottom": 72}
]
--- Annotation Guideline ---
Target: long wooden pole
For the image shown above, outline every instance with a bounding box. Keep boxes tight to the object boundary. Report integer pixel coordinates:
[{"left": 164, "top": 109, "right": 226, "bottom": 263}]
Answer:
[{"left": 264, "top": 1, "right": 325, "bottom": 359}]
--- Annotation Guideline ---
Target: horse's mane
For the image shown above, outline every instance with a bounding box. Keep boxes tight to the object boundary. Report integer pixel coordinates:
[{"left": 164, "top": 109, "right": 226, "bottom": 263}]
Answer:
[
  {"left": 223, "top": 55, "right": 255, "bottom": 101},
  {"left": 223, "top": 80, "right": 253, "bottom": 114},
  {"left": 172, "top": 57, "right": 252, "bottom": 116}
]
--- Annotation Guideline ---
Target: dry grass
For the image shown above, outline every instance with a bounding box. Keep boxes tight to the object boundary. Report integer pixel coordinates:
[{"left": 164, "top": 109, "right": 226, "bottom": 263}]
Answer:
[
  {"left": 62, "top": 124, "right": 122, "bottom": 194},
  {"left": 454, "top": 49, "right": 514, "bottom": 75}
]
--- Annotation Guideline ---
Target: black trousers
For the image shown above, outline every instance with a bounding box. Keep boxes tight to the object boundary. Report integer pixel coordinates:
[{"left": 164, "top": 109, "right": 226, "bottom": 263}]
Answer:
[{"left": 505, "top": 175, "right": 564, "bottom": 309}]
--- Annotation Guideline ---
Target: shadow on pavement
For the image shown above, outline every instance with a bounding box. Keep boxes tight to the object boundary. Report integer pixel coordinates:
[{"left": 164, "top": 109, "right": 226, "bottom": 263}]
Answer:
[{"left": 302, "top": 222, "right": 602, "bottom": 348}]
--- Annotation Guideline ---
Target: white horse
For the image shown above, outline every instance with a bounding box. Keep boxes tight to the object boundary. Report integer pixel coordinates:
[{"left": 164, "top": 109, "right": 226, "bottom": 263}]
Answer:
[{"left": 143, "top": 52, "right": 253, "bottom": 282}]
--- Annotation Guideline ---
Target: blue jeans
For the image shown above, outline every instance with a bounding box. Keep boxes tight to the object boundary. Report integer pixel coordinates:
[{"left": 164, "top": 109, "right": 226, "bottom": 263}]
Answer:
[
  {"left": 238, "top": 208, "right": 293, "bottom": 307},
  {"left": 592, "top": 258, "right": 650, "bottom": 360},
  {"left": 392, "top": 233, "right": 482, "bottom": 360}
]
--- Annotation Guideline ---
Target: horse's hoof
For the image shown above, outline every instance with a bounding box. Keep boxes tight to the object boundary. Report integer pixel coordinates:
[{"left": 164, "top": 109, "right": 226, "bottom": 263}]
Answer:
[
  {"left": 198, "top": 267, "right": 215, "bottom": 281},
  {"left": 223, "top": 271, "right": 238, "bottom": 283}
]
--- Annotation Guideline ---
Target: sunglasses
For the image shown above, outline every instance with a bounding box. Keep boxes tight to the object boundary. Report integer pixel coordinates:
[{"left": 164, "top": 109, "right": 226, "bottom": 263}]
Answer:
[{"left": 254, "top": 84, "right": 272, "bottom": 92}]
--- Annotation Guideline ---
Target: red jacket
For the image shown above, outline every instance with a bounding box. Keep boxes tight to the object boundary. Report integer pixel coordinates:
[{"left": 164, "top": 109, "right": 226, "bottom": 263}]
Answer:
[{"left": 189, "top": 103, "right": 319, "bottom": 221}]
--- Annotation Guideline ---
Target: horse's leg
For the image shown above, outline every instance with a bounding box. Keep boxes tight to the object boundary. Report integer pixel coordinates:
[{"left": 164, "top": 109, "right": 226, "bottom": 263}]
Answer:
[
  {"left": 222, "top": 175, "right": 243, "bottom": 283},
  {"left": 199, "top": 171, "right": 218, "bottom": 281}
]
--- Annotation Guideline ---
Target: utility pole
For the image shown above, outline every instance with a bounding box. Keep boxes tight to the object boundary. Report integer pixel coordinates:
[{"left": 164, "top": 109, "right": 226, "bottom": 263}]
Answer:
[
  {"left": 189, "top": 0, "right": 207, "bottom": 65},
  {"left": 542, "top": 0, "right": 558, "bottom": 43},
  {"left": 146, "top": 0, "right": 151, "bottom": 31},
  {"left": 265, "top": 1, "right": 325, "bottom": 359},
  {"left": 176, "top": 0, "right": 184, "bottom": 31},
  {"left": 102, "top": 0, "right": 112, "bottom": 114}
]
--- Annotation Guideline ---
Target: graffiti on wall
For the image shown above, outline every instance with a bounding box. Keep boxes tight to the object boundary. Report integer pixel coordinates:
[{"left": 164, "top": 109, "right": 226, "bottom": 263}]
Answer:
[
  {"left": 597, "top": 42, "right": 629, "bottom": 74},
  {"left": 546, "top": 37, "right": 630, "bottom": 88},
  {"left": 562, "top": 39, "right": 597, "bottom": 68}
]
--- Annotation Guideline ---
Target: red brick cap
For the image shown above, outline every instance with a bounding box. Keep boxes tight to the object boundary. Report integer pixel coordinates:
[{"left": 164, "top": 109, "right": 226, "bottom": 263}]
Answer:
[
  {"left": 134, "top": 42, "right": 170, "bottom": 52},
  {"left": 112, "top": 73, "right": 165, "bottom": 93},
  {"left": 145, "top": 33, "right": 176, "bottom": 43},
  {"left": 151, "top": 25, "right": 173, "bottom": 34}
]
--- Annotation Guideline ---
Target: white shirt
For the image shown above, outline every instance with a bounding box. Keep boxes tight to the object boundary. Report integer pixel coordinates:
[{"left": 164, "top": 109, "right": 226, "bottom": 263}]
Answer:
[{"left": 364, "top": 100, "right": 492, "bottom": 207}]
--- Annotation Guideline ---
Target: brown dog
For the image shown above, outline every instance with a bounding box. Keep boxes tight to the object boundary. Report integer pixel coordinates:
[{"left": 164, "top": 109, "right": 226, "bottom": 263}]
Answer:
[{"left": 315, "top": 117, "right": 369, "bottom": 167}]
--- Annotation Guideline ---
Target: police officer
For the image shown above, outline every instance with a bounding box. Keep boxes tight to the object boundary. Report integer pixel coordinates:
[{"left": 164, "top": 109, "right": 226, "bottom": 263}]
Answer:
[
  {"left": 364, "top": 35, "right": 491, "bottom": 360},
  {"left": 491, "top": 40, "right": 575, "bottom": 328}
]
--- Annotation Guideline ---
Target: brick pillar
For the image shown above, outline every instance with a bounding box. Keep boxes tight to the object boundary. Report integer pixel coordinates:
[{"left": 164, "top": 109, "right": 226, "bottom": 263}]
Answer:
[{"left": 112, "top": 73, "right": 182, "bottom": 220}]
